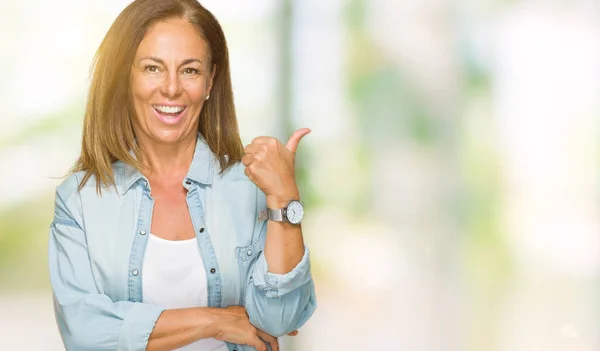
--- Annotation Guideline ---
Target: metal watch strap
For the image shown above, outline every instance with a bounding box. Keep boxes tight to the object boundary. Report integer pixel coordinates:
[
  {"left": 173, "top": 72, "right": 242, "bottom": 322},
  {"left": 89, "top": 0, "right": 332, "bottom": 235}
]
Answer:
[{"left": 258, "top": 208, "right": 284, "bottom": 222}]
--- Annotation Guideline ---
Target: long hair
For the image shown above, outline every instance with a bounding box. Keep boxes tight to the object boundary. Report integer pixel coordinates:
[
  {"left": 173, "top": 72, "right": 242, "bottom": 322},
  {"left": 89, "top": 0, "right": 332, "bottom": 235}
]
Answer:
[{"left": 73, "top": 0, "right": 243, "bottom": 192}]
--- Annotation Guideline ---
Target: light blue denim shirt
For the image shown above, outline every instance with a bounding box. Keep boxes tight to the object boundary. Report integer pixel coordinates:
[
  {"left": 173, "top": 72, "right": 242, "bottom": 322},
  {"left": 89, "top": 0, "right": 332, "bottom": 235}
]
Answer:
[{"left": 48, "top": 136, "right": 317, "bottom": 351}]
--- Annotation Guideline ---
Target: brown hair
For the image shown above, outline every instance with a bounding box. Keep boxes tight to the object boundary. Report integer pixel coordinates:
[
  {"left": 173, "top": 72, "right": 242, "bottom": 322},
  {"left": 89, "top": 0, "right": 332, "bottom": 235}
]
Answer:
[{"left": 73, "top": 0, "right": 243, "bottom": 192}]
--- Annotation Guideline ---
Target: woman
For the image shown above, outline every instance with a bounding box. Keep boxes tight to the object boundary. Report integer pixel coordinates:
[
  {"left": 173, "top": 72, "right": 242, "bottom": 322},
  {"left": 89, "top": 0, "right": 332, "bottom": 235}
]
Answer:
[{"left": 47, "top": 0, "right": 316, "bottom": 350}]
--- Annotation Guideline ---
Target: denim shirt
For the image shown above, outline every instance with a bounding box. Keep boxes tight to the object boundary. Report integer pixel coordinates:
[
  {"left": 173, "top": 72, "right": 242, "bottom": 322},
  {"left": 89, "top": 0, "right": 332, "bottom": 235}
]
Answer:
[{"left": 48, "top": 136, "right": 317, "bottom": 351}]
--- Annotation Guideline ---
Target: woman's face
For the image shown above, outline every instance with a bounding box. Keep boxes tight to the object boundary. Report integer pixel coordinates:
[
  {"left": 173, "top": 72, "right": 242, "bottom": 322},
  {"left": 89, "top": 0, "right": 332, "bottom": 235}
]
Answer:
[{"left": 130, "top": 18, "right": 214, "bottom": 146}]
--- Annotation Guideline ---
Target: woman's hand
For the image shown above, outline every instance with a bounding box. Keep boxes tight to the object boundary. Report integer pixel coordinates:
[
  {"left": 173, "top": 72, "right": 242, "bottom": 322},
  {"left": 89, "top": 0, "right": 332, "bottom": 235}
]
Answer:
[
  {"left": 211, "top": 306, "right": 298, "bottom": 351},
  {"left": 242, "top": 128, "right": 311, "bottom": 208}
]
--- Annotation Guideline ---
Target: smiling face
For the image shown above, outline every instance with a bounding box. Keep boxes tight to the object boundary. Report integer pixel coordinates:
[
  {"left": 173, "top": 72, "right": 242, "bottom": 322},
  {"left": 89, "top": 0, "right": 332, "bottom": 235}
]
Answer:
[{"left": 130, "top": 18, "right": 214, "bottom": 146}]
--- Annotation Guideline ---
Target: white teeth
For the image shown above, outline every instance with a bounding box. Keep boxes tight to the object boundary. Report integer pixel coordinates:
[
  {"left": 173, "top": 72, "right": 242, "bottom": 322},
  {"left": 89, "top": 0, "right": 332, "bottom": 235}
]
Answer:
[{"left": 153, "top": 105, "right": 185, "bottom": 114}]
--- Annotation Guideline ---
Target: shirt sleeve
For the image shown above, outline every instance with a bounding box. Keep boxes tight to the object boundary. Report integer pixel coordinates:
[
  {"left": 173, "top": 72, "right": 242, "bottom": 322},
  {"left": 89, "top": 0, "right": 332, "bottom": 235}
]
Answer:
[
  {"left": 251, "top": 245, "right": 313, "bottom": 299},
  {"left": 48, "top": 182, "right": 165, "bottom": 351},
  {"left": 243, "top": 189, "right": 317, "bottom": 337}
]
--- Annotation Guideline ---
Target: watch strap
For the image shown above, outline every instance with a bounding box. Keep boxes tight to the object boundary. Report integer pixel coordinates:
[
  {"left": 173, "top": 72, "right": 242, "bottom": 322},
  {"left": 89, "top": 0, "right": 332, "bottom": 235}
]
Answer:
[{"left": 258, "top": 208, "right": 284, "bottom": 222}]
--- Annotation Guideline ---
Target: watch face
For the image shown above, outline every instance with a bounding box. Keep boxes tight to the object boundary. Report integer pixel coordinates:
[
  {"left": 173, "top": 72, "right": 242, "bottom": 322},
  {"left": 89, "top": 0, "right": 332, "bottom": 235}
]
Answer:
[{"left": 285, "top": 200, "right": 304, "bottom": 224}]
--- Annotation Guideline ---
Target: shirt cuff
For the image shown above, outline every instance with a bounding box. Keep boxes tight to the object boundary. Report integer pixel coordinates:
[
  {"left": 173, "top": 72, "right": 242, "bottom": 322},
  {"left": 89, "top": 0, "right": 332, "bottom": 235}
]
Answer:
[
  {"left": 117, "top": 302, "right": 165, "bottom": 351},
  {"left": 251, "top": 246, "right": 313, "bottom": 299}
]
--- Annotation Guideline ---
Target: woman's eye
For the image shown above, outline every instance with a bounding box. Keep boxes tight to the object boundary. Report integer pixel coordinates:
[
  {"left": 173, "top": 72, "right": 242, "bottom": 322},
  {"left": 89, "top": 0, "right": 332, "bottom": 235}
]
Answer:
[
  {"left": 183, "top": 68, "right": 199, "bottom": 75},
  {"left": 145, "top": 65, "right": 160, "bottom": 73}
]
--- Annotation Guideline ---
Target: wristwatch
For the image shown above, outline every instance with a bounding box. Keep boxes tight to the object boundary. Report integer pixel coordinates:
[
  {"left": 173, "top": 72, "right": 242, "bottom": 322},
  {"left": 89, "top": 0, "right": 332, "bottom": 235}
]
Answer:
[{"left": 259, "top": 199, "right": 304, "bottom": 225}]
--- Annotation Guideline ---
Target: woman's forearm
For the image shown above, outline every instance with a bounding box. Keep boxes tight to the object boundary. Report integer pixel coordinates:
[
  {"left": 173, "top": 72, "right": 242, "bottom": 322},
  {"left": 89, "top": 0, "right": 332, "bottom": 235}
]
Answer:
[
  {"left": 146, "top": 307, "right": 218, "bottom": 351},
  {"left": 264, "top": 193, "right": 305, "bottom": 274}
]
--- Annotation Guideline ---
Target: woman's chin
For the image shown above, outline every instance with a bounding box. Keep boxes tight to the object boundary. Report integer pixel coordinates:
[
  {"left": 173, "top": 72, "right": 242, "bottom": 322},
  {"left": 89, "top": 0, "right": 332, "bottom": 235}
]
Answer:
[{"left": 146, "top": 128, "right": 194, "bottom": 145}]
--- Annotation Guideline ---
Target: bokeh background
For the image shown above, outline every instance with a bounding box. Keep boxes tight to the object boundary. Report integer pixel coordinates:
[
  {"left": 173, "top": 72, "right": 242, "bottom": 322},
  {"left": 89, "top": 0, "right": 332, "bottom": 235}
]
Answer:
[{"left": 1, "top": 0, "right": 599, "bottom": 350}]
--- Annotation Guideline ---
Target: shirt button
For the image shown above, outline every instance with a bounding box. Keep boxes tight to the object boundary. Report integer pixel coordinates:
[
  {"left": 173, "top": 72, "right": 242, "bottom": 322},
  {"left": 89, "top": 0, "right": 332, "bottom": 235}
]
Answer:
[
  {"left": 185, "top": 180, "right": 192, "bottom": 185},
  {"left": 139, "top": 230, "right": 146, "bottom": 235},
  {"left": 199, "top": 227, "right": 205, "bottom": 233},
  {"left": 210, "top": 268, "right": 216, "bottom": 274},
  {"left": 132, "top": 269, "right": 139, "bottom": 276},
  {"left": 143, "top": 180, "right": 148, "bottom": 187},
  {"left": 247, "top": 250, "right": 253, "bottom": 256}
]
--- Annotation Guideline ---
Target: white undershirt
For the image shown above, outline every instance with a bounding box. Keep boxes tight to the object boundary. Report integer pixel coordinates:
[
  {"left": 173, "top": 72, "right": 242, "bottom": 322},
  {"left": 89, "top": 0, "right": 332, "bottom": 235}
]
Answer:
[{"left": 142, "top": 234, "right": 229, "bottom": 351}]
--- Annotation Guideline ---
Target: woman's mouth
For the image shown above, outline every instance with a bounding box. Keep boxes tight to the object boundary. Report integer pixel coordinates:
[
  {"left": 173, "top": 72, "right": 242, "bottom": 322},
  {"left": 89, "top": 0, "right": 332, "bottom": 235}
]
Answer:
[{"left": 152, "top": 104, "right": 187, "bottom": 125}]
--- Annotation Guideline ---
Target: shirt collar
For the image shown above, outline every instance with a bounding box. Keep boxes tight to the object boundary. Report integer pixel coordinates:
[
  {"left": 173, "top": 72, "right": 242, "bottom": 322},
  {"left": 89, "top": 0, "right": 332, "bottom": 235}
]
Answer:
[
  {"left": 185, "top": 134, "right": 214, "bottom": 185},
  {"left": 119, "top": 134, "right": 214, "bottom": 195}
]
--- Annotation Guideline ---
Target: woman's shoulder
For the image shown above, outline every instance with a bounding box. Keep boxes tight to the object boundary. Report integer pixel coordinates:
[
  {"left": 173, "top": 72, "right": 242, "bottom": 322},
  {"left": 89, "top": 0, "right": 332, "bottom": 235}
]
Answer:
[
  {"left": 54, "top": 171, "right": 86, "bottom": 200},
  {"left": 53, "top": 165, "right": 128, "bottom": 225},
  {"left": 55, "top": 163, "right": 124, "bottom": 200},
  {"left": 52, "top": 171, "right": 87, "bottom": 225}
]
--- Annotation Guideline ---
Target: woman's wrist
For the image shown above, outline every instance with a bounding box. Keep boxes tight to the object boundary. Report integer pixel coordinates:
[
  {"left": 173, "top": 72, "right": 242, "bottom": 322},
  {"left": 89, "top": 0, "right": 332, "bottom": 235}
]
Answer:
[
  {"left": 266, "top": 189, "right": 300, "bottom": 209},
  {"left": 202, "top": 307, "right": 222, "bottom": 338}
]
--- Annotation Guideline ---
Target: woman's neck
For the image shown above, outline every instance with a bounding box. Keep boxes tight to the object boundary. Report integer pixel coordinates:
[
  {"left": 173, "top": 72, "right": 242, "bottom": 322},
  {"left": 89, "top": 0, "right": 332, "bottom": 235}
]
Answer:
[{"left": 136, "top": 132, "right": 197, "bottom": 185}]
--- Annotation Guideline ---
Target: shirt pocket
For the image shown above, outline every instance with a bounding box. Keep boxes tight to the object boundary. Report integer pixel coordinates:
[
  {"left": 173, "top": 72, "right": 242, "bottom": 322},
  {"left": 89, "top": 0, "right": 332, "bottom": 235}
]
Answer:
[{"left": 235, "top": 238, "right": 262, "bottom": 305}]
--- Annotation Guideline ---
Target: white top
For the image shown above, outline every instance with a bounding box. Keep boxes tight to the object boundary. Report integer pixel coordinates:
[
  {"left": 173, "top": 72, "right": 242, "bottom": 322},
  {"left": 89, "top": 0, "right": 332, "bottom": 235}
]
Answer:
[{"left": 142, "top": 234, "right": 229, "bottom": 351}]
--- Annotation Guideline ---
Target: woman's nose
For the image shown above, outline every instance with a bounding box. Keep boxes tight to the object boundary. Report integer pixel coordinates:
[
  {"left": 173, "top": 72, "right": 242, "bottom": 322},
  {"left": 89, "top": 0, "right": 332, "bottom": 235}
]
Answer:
[{"left": 160, "top": 72, "right": 182, "bottom": 97}]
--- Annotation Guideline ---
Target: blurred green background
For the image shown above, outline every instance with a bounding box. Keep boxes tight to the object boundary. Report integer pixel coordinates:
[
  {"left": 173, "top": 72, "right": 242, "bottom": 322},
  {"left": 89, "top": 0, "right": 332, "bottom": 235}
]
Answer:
[{"left": 0, "top": 0, "right": 599, "bottom": 350}]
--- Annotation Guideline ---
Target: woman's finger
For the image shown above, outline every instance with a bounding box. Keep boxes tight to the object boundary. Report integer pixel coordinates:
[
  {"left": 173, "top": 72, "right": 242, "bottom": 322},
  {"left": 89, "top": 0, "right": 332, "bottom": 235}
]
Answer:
[
  {"left": 244, "top": 143, "right": 262, "bottom": 154},
  {"left": 244, "top": 166, "right": 255, "bottom": 183},
  {"left": 241, "top": 154, "right": 255, "bottom": 166},
  {"left": 286, "top": 330, "right": 299, "bottom": 336},
  {"left": 251, "top": 136, "right": 274, "bottom": 145},
  {"left": 246, "top": 334, "right": 268, "bottom": 351},
  {"left": 257, "top": 330, "right": 279, "bottom": 351}
]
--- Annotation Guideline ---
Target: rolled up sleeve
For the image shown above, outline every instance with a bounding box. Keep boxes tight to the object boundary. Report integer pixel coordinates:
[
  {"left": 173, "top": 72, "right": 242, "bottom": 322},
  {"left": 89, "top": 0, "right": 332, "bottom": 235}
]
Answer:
[
  {"left": 49, "top": 183, "right": 165, "bottom": 350},
  {"left": 251, "top": 246, "right": 312, "bottom": 299},
  {"left": 243, "top": 190, "right": 317, "bottom": 337}
]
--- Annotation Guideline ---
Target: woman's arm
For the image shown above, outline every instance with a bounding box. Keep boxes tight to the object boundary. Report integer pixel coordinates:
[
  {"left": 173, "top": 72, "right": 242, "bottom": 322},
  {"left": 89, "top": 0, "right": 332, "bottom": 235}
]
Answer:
[
  {"left": 147, "top": 306, "right": 274, "bottom": 351},
  {"left": 146, "top": 308, "right": 215, "bottom": 351},
  {"left": 49, "top": 181, "right": 164, "bottom": 350},
  {"left": 50, "top": 220, "right": 161, "bottom": 349},
  {"left": 240, "top": 129, "right": 318, "bottom": 337},
  {"left": 242, "top": 129, "right": 311, "bottom": 274}
]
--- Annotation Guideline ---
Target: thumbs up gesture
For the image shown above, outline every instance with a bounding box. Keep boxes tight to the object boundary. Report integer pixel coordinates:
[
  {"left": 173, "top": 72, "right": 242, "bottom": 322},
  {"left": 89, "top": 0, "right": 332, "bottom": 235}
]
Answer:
[{"left": 242, "top": 128, "right": 311, "bottom": 208}]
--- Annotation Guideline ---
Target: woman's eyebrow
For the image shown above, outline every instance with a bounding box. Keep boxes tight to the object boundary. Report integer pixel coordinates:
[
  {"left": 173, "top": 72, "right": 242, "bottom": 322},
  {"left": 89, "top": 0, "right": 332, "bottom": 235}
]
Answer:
[
  {"left": 180, "top": 58, "right": 204, "bottom": 66},
  {"left": 137, "top": 56, "right": 204, "bottom": 67}
]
